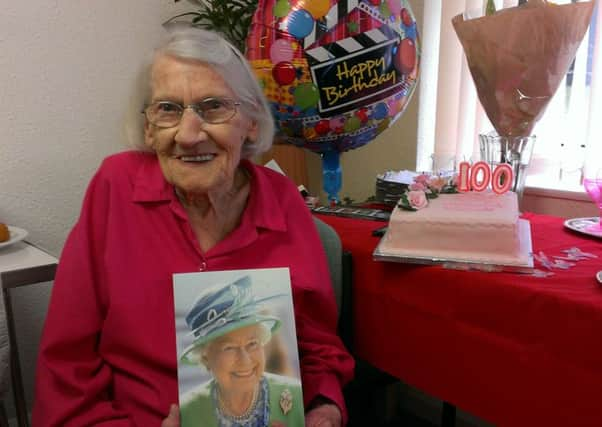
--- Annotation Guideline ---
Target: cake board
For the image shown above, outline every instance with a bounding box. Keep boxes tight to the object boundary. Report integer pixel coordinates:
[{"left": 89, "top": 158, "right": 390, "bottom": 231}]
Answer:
[{"left": 373, "top": 219, "right": 534, "bottom": 273}]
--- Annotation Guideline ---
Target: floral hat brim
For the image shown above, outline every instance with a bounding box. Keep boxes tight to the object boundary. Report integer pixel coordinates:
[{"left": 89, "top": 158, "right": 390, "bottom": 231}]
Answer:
[{"left": 179, "top": 314, "right": 281, "bottom": 365}]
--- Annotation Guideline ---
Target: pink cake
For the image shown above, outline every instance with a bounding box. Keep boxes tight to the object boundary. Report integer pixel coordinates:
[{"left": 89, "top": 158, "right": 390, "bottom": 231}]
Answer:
[{"left": 380, "top": 190, "right": 527, "bottom": 265}]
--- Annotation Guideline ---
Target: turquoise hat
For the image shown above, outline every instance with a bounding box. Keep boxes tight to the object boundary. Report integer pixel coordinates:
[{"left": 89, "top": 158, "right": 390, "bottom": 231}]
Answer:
[{"left": 179, "top": 275, "right": 282, "bottom": 364}]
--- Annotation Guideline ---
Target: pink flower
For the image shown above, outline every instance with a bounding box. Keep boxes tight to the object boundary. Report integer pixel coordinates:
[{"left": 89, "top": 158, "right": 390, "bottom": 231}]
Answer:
[
  {"left": 407, "top": 190, "right": 428, "bottom": 209},
  {"left": 414, "top": 174, "right": 430, "bottom": 184},
  {"left": 409, "top": 182, "right": 426, "bottom": 191},
  {"left": 428, "top": 176, "right": 447, "bottom": 192}
]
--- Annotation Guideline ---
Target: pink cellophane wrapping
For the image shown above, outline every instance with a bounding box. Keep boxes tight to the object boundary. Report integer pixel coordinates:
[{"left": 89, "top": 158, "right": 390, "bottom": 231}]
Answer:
[{"left": 452, "top": 0, "right": 594, "bottom": 137}]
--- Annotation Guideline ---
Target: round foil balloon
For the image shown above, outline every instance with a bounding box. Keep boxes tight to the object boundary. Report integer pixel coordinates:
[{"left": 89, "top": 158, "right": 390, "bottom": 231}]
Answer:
[{"left": 246, "top": 0, "right": 420, "bottom": 202}]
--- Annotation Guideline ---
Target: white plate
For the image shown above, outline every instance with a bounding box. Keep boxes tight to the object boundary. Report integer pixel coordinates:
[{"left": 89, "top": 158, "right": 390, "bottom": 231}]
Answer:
[
  {"left": 564, "top": 217, "right": 602, "bottom": 239},
  {"left": 0, "top": 226, "right": 29, "bottom": 249}
]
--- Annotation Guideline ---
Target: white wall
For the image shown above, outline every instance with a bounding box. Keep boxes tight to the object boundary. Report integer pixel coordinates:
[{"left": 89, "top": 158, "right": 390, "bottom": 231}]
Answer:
[{"left": 0, "top": 0, "right": 190, "bottom": 418}]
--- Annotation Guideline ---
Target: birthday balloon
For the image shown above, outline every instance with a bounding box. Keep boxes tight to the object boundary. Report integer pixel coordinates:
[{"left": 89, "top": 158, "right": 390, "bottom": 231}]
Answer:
[{"left": 246, "top": 0, "right": 420, "bottom": 200}]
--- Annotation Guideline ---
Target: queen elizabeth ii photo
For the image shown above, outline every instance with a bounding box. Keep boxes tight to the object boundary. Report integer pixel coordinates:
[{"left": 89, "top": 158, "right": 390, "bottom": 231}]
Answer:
[{"left": 174, "top": 268, "right": 304, "bottom": 427}]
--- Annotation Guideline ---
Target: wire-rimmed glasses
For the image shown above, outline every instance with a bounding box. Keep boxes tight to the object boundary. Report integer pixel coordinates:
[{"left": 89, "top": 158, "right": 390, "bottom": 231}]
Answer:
[{"left": 143, "top": 97, "right": 241, "bottom": 128}]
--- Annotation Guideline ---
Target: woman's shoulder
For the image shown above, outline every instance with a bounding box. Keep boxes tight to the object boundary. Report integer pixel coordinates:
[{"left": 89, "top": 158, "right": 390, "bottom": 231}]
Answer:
[
  {"left": 245, "top": 161, "right": 306, "bottom": 216},
  {"left": 91, "top": 150, "right": 159, "bottom": 190},
  {"left": 246, "top": 161, "right": 298, "bottom": 193},
  {"left": 99, "top": 150, "right": 155, "bottom": 172}
]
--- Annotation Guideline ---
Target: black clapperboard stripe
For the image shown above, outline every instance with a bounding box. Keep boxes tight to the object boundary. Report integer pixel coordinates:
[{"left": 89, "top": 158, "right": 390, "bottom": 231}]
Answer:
[
  {"left": 303, "top": 0, "right": 359, "bottom": 49},
  {"left": 305, "top": 27, "right": 392, "bottom": 66}
]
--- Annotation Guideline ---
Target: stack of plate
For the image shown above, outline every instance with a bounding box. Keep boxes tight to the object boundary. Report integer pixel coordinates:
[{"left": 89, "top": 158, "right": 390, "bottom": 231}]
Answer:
[{"left": 375, "top": 175, "right": 408, "bottom": 206}]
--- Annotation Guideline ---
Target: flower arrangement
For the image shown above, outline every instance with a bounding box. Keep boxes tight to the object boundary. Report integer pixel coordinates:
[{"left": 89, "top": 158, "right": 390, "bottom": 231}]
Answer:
[
  {"left": 398, "top": 173, "right": 458, "bottom": 211},
  {"left": 453, "top": 0, "right": 594, "bottom": 137}
]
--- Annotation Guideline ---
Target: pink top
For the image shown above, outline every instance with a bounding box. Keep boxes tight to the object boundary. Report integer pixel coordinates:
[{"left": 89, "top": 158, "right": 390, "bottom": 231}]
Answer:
[{"left": 33, "top": 151, "right": 354, "bottom": 426}]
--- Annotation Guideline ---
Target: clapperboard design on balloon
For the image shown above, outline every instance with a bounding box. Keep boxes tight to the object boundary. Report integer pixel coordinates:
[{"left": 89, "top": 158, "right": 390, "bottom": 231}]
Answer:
[
  {"left": 301, "top": 0, "right": 402, "bottom": 50},
  {"left": 300, "top": 0, "right": 405, "bottom": 117}
]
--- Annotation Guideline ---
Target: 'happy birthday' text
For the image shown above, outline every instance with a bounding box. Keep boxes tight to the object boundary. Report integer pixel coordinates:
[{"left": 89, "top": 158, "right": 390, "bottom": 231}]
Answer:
[{"left": 321, "top": 57, "right": 396, "bottom": 106}]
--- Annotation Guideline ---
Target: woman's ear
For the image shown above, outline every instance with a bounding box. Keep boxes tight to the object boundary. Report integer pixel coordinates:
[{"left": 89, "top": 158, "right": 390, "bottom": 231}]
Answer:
[
  {"left": 143, "top": 120, "right": 155, "bottom": 149},
  {"left": 246, "top": 119, "right": 259, "bottom": 144}
]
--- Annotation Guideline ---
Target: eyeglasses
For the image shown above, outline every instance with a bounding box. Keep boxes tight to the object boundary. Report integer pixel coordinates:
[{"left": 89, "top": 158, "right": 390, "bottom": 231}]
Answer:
[{"left": 143, "top": 97, "right": 241, "bottom": 128}]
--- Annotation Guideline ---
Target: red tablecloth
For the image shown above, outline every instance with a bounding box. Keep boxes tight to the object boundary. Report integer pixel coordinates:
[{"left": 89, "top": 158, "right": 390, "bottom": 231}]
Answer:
[{"left": 316, "top": 212, "right": 602, "bottom": 426}]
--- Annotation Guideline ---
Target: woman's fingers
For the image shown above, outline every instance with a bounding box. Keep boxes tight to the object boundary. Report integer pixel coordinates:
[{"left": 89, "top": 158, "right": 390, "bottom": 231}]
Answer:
[
  {"left": 160, "top": 404, "right": 180, "bottom": 427},
  {"left": 305, "top": 403, "right": 341, "bottom": 427}
]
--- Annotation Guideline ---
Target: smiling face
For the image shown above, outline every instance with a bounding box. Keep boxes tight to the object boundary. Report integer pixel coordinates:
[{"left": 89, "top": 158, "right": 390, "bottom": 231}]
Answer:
[
  {"left": 202, "top": 324, "right": 267, "bottom": 395},
  {"left": 144, "top": 54, "right": 258, "bottom": 196}
]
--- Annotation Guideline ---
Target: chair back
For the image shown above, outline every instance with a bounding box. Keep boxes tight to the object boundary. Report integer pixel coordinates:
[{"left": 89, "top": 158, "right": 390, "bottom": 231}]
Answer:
[
  {"left": 312, "top": 217, "right": 343, "bottom": 313},
  {"left": 312, "top": 217, "right": 353, "bottom": 350}
]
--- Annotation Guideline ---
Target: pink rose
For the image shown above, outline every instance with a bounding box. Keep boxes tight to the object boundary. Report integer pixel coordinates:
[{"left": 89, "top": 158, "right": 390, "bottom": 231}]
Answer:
[
  {"left": 409, "top": 182, "right": 426, "bottom": 191},
  {"left": 428, "top": 176, "right": 447, "bottom": 192},
  {"left": 414, "top": 174, "right": 430, "bottom": 184},
  {"left": 408, "top": 190, "right": 428, "bottom": 209}
]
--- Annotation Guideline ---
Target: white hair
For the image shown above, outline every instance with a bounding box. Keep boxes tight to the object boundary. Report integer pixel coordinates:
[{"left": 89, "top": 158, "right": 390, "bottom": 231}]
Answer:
[{"left": 124, "top": 25, "right": 274, "bottom": 158}]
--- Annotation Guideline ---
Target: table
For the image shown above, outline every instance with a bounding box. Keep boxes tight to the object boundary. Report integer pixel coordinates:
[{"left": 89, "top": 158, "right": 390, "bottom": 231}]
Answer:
[
  {"left": 315, "top": 212, "right": 602, "bottom": 426},
  {"left": 0, "top": 241, "right": 57, "bottom": 427}
]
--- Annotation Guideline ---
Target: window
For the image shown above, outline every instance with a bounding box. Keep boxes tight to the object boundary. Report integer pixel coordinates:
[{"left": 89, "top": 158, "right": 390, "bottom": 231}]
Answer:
[
  {"left": 417, "top": 0, "right": 601, "bottom": 194},
  {"left": 527, "top": 0, "right": 599, "bottom": 191}
]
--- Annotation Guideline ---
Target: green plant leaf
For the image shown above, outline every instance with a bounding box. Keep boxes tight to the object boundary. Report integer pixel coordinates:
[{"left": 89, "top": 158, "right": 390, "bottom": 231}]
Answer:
[
  {"left": 167, "top": 0, "right": 259, "bottom": 52},
  {"left": 397, "top": 194, "right": 417, "bottom": 211}
]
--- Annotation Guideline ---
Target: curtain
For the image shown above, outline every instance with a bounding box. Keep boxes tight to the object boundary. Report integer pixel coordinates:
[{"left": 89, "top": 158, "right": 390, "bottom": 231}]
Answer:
[{"left": 417, "top": 0, "right": 601, "bottom": 187}]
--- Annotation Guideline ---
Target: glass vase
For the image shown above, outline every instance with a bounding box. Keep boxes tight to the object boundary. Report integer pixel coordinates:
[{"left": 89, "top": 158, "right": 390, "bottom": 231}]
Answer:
[{"left": 479, "top": 131, "right": 535, "bottom": 204}]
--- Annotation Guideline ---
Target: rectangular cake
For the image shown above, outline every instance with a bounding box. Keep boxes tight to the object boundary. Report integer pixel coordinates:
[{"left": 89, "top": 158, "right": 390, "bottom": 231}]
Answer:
[{"left": 379, "top": 190, "right": 528, "bottom": 265}]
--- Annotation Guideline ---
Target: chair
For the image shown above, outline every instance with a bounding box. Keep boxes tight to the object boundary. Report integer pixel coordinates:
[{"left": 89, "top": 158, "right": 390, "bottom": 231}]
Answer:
[
  {"left": 313, "top": 217, "right": 397, "bottom": 426},
  {"left": 312, "top": 217, "right": 352, "bottom": 346}
]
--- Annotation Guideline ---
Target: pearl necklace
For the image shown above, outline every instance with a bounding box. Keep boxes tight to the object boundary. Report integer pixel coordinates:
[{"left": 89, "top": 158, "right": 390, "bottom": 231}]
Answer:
[{"left": 217, "top": 384, "right": 260, "bottom": 423}]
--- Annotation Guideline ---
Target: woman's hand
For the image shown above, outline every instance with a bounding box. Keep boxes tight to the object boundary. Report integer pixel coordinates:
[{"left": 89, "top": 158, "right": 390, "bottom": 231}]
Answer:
[
  {"left": 305, "top": 403, "right": 342, "bottom": 427},
  {"left": 161, "top": 404, "right": 180, "bottom": 427}
]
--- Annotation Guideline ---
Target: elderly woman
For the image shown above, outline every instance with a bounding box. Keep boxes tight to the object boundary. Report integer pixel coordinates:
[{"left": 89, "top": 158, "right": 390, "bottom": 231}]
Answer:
[
  {"left": 32, "top": 26, "right": 353, "bottom": 427},
  {"left": 178, "top": 275, "right": 304, "bottom": 426}
]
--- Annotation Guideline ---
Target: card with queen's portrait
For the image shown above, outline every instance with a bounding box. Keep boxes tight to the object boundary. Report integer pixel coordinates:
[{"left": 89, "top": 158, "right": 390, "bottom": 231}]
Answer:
[{"left": 173, "top": 267, "right": 305, "bottom": 427}]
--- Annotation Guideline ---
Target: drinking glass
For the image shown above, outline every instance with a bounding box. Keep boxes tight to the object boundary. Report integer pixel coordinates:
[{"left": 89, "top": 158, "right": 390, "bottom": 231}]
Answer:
[{"left": 583, "top": 167, "right": 602, "bottom": 232}]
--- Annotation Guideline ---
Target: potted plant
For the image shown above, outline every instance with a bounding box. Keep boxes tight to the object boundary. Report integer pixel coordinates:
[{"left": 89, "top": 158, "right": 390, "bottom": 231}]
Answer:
[{"left": 168, "top": 0, "right": 258, "bottom": 52}]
